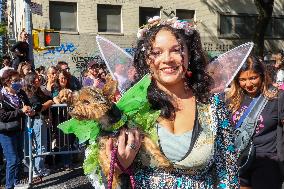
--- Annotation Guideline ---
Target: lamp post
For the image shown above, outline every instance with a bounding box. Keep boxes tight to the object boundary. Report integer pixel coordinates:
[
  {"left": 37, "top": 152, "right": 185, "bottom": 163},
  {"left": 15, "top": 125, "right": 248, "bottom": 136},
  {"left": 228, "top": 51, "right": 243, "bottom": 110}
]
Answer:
[{"left": 24, "top": 0, "right": 34, "bottom": 68}]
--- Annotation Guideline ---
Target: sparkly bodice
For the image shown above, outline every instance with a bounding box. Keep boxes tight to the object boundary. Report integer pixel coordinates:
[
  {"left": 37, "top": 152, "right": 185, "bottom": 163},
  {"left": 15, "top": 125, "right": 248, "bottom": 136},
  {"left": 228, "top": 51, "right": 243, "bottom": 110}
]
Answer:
[{"left": 134, "top": 94, "right": 239, "bottom": 189}]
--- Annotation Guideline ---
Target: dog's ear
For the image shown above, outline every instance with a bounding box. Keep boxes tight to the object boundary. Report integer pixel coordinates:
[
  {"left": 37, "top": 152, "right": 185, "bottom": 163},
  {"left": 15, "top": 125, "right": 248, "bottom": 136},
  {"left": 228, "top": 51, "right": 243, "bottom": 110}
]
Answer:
[{"left": 102, "top": 74, "right": 118, "bottom": 101}]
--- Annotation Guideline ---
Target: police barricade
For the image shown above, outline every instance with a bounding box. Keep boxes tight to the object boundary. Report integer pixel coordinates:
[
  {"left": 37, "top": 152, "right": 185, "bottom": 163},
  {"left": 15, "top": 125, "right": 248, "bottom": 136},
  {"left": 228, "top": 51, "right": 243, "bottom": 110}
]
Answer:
[{"left": 24, "top": 104, "right": 83, "bottom": 187}]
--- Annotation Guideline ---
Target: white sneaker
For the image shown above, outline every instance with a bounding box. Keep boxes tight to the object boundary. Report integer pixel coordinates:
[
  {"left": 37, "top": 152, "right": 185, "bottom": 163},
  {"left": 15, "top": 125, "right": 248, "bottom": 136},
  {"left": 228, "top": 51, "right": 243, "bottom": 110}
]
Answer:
[
  {"left": 40, "top": 168, "right": 51, "bottom": 177},
  {"left": 34, "top": 168, "right": 51, "bottom": 177},
  {"left": 33, "top": 171, "right": 40, "bottom": 178}
]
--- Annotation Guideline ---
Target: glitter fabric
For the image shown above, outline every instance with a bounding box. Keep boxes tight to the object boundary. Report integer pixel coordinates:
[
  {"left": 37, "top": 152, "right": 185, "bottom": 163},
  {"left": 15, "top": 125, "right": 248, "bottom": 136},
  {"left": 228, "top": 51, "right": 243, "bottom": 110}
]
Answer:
[{"left": 133, "top": 94, "right": 239, "bottom": 189}]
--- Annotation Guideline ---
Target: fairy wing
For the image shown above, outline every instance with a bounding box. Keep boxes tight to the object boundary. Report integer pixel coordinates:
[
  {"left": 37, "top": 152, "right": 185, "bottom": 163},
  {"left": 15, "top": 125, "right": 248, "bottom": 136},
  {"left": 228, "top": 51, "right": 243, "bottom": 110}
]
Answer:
[
  {"left": 207, "top": 42, "right": 254, "bottom": 93},
  {"left": 96, "top": 35, "right": 134, "bottom": 93}
]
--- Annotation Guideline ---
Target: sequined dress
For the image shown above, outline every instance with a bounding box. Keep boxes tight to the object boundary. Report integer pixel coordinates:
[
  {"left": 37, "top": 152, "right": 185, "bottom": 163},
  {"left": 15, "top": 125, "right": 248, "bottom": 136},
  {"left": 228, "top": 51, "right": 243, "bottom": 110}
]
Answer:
[{"left": 133, "top": 94, "right": 239, "bottom": 189}]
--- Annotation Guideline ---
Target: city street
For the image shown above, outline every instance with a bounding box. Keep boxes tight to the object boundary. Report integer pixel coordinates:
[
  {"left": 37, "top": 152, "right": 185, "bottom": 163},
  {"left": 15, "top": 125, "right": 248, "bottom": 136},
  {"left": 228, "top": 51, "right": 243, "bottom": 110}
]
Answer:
[
  {"left": 31, "top": 166, "right": 93, "bottom": 189},
  {"left": 0, "top": 165, "right": 93, "bottom": 189}
]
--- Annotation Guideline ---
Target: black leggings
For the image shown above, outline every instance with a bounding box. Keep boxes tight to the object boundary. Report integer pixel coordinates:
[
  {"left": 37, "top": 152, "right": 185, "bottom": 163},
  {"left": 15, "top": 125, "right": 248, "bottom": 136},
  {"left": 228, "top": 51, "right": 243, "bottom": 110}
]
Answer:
[{"left": 240, "top": 157, "right": 283, "bottom": 189}]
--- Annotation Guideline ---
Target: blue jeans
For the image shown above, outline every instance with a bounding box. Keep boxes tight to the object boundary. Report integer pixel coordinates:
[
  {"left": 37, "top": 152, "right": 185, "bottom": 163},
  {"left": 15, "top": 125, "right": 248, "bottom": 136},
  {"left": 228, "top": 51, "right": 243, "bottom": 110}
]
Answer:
[
  {"left": 25, "top": 118, "right": 47, "bottom": 173},
  {"left": 0, "top": 132, "right": 24, "bottom": 189}
]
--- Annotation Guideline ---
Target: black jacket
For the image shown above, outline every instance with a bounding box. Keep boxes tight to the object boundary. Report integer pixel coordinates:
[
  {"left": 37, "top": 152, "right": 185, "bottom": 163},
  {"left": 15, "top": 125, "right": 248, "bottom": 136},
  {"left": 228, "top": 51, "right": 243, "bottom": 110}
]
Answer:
[{"left": 0, "top": 89, "right": 31, "bottom": 133}]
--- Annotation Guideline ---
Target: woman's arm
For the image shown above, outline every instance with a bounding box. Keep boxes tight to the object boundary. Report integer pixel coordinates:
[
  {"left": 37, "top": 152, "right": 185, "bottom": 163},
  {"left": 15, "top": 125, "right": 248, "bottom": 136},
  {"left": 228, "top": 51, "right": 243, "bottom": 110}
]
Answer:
[
  {"left": 213, "top": 94, "right": 239, "bottom": 189},
  {"left": 0, "top": 102, "right": 30, "bottom": 122},
  {"left": 41, "top": 100, "right": 54, "bottom": 111}
]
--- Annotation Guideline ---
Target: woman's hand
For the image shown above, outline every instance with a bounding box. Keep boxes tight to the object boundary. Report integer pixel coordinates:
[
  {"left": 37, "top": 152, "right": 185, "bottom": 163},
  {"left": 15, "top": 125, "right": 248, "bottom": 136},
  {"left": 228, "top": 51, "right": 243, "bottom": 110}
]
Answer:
[
  {"left": 107, "top": 128, "right": 142, "bottom": 171},
  {"left": 93, "top": 78, "right": 100, "bottom": 88},
  {"left": 22, "top": 105, "right": 35, "bottom": 116},
  {"left": 26, "top": 109, "right": 35, "bottom": 116},
  {"left": 53, "top": 96, "right": 60, "bottom": 104},
  {"left": 22, "top": 105, "right": 32, "bottom": 114},
  {"left": 46, "top": 82, "right": 55, "bottom": 91}
]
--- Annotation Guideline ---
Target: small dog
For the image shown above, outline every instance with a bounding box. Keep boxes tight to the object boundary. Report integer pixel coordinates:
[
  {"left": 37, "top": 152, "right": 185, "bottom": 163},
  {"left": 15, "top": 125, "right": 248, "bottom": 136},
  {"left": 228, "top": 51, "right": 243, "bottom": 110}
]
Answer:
[
  {"left": 69, "top": 75, "right": 171, "bottom": 188},
  {"left": 54, "top": 89, "right": 73, "bottom": 105}
]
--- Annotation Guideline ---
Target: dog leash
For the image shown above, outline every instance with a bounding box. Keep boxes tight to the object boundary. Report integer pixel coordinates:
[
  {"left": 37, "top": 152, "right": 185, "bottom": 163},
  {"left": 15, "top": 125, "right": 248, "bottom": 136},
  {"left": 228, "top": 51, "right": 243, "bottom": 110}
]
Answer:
[
  {"left": 108, "top": 145, "right": 117, "bottom": 189},
  {"left": 108, "top": 145, "right": 135, "bottom": 189}
]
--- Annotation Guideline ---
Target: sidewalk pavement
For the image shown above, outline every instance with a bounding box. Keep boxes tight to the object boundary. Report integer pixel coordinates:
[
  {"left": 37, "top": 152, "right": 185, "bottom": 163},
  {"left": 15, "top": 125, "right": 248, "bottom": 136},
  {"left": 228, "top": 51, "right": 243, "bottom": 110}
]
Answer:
[{"left": 0, "top": 165, "right": 93, "bottom": 189}]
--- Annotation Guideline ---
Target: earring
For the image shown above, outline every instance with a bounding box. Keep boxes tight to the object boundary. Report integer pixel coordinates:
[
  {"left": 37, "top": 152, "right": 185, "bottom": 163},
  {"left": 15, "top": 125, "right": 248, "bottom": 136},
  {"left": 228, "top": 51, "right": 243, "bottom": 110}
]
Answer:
[{"left": 186, "top": 70, "right": 192, "bottom": 78}]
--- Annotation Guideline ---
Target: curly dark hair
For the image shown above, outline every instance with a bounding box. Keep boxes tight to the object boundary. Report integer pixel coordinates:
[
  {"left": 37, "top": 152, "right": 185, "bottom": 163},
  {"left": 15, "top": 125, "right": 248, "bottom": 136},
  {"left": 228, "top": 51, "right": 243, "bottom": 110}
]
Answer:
[
  {"left": 23, "top": 72, "right": 47, "bottom": 99},
  {"left": 58, "top": 69, "right": 71, "bottom": 90},
  {"left": 133, "top": 24, "right": 212, "bottom": 119}
]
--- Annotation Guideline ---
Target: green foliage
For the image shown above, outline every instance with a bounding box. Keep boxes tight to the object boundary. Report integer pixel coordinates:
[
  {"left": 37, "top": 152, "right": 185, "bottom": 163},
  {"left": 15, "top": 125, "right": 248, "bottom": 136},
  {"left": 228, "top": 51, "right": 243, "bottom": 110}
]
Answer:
[{"left": 0, "top": 23, "right": 7, "bottom": 35}]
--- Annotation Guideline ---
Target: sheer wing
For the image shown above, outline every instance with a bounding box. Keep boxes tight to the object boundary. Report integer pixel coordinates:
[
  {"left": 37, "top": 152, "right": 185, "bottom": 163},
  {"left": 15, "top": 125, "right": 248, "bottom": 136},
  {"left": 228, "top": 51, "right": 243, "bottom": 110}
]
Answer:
[
  {"left": 96, "top": 35, "right": 134, "bottom": 93},
  {"left": 207, "top": 42, "right": 254, "bottom": 93}
]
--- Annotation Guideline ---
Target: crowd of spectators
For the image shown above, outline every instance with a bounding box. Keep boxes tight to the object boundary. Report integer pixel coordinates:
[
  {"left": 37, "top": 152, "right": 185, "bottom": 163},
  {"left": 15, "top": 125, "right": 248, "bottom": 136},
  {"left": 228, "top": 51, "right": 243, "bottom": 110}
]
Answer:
[
  {"left": 263, "top": 50, "right": 284, "bottom": 88},
  {"left": 0, "top": 54, "right": 109, "bottom": 188}
]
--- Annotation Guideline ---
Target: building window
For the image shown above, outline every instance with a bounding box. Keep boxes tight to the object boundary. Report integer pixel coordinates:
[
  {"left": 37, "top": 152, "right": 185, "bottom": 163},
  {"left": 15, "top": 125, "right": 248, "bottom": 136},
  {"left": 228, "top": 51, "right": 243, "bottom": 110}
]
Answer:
[
  {"left": 49, "top": 2, "right": 77, "bottom": 32},
  {"left": 272, "top": 17, "right": 284, "bottom": 38},
  {"left": 219, "top": 15, "right": 256, "bottom": 38},
  {"left": 219, "top": 14, "right": 284, "bottom": 39},
  {"left": 176, "top": 9, "right": 195, "bottom": 22},
  {"left": 97, "top": 5, "right": 122, "bottom": 33},
  {"left": 139, "top": 7, "right": 160, "bottom": 27}
]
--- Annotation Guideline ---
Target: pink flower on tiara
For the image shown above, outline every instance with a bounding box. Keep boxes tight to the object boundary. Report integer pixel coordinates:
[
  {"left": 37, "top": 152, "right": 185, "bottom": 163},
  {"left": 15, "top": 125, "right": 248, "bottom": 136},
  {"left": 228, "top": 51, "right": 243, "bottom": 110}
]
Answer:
[
  {"left": 137, "top": 28, "right": 147, "bottom": 39},
  {"left": 165, "top": 17, "right": 178, "bottom": 25},
  {"left": 148, "top": 16, "right": 161, "bottom": 24},
  {"left": 137, "top": 16, "right": 196, "bottom": 40}
]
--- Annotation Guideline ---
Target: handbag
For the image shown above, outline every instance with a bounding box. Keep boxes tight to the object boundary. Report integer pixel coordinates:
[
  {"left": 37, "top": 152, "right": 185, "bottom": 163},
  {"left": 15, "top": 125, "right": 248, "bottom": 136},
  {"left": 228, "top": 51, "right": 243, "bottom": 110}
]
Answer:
[{"left": 234, "top": 94, "right": 268, "bottom": 173}]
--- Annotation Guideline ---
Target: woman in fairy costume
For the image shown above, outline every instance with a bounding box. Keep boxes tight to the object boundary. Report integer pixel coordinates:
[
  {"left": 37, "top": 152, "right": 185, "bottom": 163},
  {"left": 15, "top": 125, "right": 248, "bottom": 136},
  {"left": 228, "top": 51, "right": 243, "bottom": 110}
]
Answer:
[{"left": 104, "top": 17, "right": 239, "bottom": 188}]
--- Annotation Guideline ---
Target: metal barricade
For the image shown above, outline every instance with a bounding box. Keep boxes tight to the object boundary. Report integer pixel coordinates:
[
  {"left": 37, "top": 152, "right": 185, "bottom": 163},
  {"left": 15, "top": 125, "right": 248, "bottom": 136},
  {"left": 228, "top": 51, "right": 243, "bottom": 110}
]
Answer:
[{"left": 24, "top": 104, "right": 83, "bottom": 187}]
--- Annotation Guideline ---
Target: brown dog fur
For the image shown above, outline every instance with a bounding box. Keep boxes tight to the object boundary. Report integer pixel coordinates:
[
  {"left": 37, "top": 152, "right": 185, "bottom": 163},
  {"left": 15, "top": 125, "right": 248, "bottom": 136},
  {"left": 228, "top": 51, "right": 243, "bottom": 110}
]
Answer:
[{"left": 70, "top": 75, "right": 171, "bottom": 188}]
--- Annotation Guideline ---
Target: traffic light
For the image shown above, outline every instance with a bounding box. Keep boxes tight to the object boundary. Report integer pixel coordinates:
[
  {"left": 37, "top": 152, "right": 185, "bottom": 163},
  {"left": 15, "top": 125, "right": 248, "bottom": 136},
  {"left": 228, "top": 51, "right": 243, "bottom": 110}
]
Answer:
[{"left": 44, "top": 31, "right": 60, "bottom": 47}]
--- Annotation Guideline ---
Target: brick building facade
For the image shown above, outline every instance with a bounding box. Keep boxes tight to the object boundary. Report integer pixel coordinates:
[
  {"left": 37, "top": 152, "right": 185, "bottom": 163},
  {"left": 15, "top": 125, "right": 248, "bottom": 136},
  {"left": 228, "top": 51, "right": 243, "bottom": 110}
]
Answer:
[{"left": 6, "top": 0, "right": 284, "bottom": 72}]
